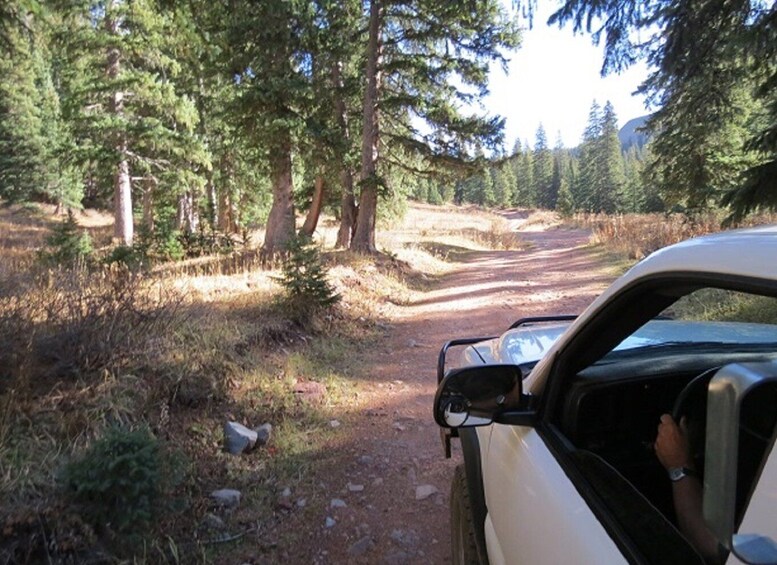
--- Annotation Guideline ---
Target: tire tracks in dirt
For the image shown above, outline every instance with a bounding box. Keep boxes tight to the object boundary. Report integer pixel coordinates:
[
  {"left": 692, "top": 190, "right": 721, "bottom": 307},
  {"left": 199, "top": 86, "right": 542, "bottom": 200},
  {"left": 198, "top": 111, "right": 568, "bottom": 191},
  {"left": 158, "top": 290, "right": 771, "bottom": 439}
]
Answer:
[{"left": 293, "top": 225, "right": 615, "bottom": 564}]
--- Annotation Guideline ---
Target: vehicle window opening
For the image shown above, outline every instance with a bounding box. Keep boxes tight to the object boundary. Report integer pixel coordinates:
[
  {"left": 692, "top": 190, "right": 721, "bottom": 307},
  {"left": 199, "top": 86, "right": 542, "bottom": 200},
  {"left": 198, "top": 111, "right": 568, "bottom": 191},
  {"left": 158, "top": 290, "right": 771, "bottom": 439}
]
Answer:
[{"left": 549, "top": 285, "right": 777, "bottom": 563}]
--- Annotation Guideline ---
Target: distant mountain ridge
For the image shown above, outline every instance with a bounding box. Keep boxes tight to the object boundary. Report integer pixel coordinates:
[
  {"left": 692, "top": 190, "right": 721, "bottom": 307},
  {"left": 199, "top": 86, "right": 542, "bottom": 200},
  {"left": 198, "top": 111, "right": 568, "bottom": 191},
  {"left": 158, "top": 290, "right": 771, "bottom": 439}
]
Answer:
[{"left": 619, "top": 115, "right": 651, "bottom": 151}]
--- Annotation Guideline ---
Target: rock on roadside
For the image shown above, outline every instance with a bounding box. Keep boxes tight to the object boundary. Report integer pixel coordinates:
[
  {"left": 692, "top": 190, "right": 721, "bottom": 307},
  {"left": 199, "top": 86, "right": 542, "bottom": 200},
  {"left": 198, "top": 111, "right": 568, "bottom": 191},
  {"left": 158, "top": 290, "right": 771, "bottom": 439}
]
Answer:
[{"left": 224, "top": 422, "right": 257, "bottom": 454}]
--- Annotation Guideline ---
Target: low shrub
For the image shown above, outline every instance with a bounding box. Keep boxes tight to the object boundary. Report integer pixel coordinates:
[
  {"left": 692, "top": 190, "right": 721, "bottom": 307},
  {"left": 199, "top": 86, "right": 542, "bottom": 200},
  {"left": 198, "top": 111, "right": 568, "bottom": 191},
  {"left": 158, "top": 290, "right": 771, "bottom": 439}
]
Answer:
[
  {"left": 62, "top": 426, "right": 183, "bottom": 542},
  {"left": 0, "top": 265, "right": 181, "bottom": 384}
]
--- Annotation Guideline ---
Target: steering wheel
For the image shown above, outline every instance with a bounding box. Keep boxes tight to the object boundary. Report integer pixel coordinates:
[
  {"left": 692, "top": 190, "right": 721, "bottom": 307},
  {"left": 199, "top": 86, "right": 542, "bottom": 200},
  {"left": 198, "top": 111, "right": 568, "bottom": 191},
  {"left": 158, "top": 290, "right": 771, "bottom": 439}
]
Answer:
[{"left": 671, "top": 367, "right": 720, "bottom": 476}]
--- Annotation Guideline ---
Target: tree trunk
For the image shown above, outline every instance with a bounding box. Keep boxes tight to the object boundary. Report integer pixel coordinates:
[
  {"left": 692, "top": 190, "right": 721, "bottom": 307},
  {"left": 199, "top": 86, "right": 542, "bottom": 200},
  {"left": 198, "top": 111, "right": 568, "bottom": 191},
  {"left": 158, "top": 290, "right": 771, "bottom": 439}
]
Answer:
[
  {"left": 106, "top": 6, "right": 133, "bottom": 245},
  {"left": 217, "top": 155, "right": 233, "bottom": 232},
  {"left": 262, "top": 130, "right": 296, "bottom": 257},
  {"left": 142, "top": 178, "right": 155, "bottom": 232},
  {"left": 177, "top": 191, "right": 199, "bottom": 234},
  {"left": 332, "top": 60, "right": 357, "bottom": 248},
  {"left": 351, "top": 0, "right": 382, "bottom": 253},
  {"left": 300, "top": 175, "right": 325, "bottom": 237}
]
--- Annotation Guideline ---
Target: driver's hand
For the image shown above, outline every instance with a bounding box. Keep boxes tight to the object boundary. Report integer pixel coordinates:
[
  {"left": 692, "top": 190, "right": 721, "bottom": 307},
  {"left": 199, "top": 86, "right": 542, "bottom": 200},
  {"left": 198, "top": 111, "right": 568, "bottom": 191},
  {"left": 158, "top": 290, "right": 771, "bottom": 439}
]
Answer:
[{"left": 655, "top": 414, "right": 693, "bottom": 470}]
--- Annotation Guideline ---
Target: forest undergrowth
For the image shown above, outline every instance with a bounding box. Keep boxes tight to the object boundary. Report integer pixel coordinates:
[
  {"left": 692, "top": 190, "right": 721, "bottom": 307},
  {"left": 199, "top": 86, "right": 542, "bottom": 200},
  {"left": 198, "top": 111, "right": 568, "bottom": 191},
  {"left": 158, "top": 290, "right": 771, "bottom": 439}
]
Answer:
[{"left": 0, "top": 201, "right": 521, "bottom": 563}]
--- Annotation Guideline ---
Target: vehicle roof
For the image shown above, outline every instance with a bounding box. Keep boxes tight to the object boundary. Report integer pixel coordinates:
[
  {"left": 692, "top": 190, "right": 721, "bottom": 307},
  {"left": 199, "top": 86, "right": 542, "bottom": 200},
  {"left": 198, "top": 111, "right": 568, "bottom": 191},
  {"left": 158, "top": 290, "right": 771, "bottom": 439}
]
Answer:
[
  {"left": 619, "top": 225, "right": 777, "bottom": 288},
  {"left": 523, "top": 226, "right": 777, "bottom": 394}
]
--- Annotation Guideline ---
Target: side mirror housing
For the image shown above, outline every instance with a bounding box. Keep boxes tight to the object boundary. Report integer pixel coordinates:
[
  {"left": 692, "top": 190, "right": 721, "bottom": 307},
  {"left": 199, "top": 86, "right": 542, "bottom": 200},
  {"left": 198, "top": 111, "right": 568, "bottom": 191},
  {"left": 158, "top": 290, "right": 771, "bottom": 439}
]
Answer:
[
  {"left": 433, "top": 364, "right": 527, "bottom": 428},
  {"left": 704, "top": 362, "right": 777, "bottom": 564}
]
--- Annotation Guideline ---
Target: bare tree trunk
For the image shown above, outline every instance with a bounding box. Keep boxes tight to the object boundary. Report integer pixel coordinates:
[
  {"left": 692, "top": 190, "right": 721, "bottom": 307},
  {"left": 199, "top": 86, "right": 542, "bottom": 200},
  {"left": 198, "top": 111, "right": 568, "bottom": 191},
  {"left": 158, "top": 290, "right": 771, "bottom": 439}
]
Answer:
[
  {"left": 351, "top": 0, "right": 382, "bottom": 253},
  {"left": 262, "top": 130, "right": 296, "bottom": 257},
  {"left": 142, "top": 178, "right": 155, "bottom": 232},
  {"left": 300, "top": 175, "right": 325, "bottom": 237},
  {"left": 206, "top": 171, "right": 217, "bottom": 229},
  {"left": 106, "top": 6, "right": 133, "bottom": 246},
  {"left": 217, "top": 154, "right": 234, "bottom": 233},
  {"left": 177, "top": 191, "right": 199, "bottom": 234},
  {"left": 332, "top": 60, "right": 357, "bottom": 248}
]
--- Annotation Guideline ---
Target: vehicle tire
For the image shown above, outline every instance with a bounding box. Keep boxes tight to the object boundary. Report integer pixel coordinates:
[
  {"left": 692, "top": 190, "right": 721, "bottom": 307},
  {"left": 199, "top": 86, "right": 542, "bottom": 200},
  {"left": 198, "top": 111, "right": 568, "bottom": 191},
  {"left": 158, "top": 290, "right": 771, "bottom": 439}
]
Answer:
[{"left": 451, "top": 463, "right": 482, "bottom": 565}]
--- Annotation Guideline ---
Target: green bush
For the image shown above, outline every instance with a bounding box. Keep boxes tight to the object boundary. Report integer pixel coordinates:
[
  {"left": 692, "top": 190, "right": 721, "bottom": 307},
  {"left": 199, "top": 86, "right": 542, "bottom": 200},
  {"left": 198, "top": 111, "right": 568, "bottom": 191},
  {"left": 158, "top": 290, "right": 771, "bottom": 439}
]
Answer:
[
  {"left": 39, "top": 210, "right": 93, "bottom": 266},
  {"left": 62, "top": 426, "right": 180, "bottom": 539},
  {"left": 275, "top": 235, "right": 339, "bottom": 326}
]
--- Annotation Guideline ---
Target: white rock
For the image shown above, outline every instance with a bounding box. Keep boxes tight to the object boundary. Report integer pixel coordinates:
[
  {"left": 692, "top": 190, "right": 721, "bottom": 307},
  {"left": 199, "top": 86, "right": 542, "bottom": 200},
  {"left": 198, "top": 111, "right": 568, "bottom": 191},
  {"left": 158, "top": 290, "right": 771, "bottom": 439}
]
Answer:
[
  {"left": 211, "top": 488, "right": 241, "bottom": 508},
  {"left": 280, "top": 487, "right": 291, "bottom": 498},
  {"left": 255, "top": 422, "right": 272, "bottom": 447},
  {"left": 325, "top": 517, "right": 336, "bottom": 528},
  {"left": 372, "top": 477, "right": 384, "bottom": 486},
  {"left": 415, "top": 485, "right": 438, "bottom": 500},
  {"left": 347, "top": 482, "right": 364, "bottom": 492},
  {"left": 331, "top": 498, "right": 347, "bottom": 508},
  {"left": 224, "top": 422, "right": 257, "bottom": 454},
  {"left": 329, "top": 420, "right": 341, "bottom": 428}
]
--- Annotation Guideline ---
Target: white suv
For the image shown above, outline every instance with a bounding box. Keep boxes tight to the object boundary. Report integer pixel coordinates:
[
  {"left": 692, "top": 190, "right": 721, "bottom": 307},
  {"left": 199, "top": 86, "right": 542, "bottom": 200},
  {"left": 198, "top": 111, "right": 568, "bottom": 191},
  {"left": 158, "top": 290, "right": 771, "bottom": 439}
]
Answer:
[{"left": 434, "top": 226, "right": 777, "bottom": 565}]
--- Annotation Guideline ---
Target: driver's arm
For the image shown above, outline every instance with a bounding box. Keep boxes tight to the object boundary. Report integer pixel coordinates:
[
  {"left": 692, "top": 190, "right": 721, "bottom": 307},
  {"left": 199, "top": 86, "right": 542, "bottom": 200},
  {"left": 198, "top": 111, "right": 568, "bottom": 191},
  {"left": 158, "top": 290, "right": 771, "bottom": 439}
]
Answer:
[{"left": 655, "top": 414, "right": 720, "bottom": 563}]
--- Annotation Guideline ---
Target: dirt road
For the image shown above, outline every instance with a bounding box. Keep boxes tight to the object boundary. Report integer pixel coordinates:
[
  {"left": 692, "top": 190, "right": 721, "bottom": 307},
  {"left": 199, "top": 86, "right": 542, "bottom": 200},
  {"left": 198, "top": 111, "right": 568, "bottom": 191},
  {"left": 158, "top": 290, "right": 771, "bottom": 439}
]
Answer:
[{"left": 292, "top": 222, "right": 614, "bottom": 564}]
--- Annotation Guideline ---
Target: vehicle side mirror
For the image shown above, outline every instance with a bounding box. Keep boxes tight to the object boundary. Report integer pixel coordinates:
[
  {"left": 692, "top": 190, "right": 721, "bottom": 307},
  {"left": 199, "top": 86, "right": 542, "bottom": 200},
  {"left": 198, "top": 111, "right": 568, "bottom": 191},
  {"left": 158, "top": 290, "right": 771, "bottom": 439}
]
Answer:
[
  {"left": 433, "top": 364, "right": 522, "bottom": 428},
  {"left": 704, "top": 362, "right": 777, "bottom": 564}
]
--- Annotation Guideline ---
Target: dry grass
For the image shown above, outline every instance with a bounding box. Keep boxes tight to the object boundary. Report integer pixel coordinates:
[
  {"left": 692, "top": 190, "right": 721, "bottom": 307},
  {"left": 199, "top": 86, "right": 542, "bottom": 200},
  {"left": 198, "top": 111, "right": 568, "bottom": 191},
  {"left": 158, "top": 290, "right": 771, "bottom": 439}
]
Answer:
[
  {"left": 569, "top": 211, "right": 777, "bottom": 260},
  {"left": 0, "top": 199, "right": 527, "bottom": 562}
]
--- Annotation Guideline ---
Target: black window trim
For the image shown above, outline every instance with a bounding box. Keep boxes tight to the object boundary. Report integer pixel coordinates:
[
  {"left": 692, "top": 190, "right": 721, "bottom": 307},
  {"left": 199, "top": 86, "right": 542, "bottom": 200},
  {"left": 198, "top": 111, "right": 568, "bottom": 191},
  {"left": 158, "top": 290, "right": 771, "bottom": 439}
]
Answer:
[{"left": 532, "top": 272, "right": 777, "bottom": 562}]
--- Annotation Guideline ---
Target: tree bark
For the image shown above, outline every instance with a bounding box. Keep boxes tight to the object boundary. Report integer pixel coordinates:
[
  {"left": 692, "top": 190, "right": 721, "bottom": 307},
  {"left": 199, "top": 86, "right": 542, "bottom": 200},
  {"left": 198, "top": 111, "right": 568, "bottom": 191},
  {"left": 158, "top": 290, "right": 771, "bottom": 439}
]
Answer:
[
  {"left": 106, "top": 6, "right": 133, "bottom": 245},
  {"left": 332, "top": 60, "right": 357, "bottom": 248},
  {"left": 216, "top": 154, "right": 233, "bottom": 232},
  {"left": 262, "top": 129, "right": 296, "bottom": 257},
  {"left": 142, "top": 178, "right": 155, "bottom": 232},
  {"left": 300, "top": 175, "right": 325, "bottom": 237},
  {"left": 351, "top": 0, "right": 382, "bottom": 253},
  {"left": 177, "top": 191, "right": 199, "bottom": 234}
]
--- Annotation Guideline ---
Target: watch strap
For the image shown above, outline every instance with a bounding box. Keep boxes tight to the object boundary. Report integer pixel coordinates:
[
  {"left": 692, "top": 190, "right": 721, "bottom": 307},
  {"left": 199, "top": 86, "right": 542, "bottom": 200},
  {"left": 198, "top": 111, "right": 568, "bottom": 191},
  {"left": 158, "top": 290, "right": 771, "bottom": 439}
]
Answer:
[{"left": 668, "top": 466, "right": 697, "bottom": 482}]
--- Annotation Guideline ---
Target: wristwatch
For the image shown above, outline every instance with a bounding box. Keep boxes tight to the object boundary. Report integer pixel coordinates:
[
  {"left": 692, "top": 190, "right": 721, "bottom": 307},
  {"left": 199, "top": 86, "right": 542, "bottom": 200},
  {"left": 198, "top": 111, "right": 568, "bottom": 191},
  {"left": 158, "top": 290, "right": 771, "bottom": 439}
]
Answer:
[{"left": 668, "top": 466, "right": 697, "bottom": 482}]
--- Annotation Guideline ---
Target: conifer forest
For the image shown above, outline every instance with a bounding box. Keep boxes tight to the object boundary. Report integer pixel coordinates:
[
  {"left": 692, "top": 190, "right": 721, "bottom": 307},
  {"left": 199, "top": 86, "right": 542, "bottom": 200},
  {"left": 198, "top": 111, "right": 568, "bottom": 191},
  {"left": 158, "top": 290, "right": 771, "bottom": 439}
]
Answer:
[{"left": 0, "top": 0, "right": 774, "bottom": 258}]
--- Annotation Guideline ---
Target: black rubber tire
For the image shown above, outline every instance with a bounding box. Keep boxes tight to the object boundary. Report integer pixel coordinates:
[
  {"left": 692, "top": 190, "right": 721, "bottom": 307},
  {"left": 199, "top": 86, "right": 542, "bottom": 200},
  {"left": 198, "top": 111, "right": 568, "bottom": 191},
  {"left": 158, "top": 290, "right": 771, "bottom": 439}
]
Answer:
[{"left": 450, "top": 464, "right": 481, "bottom": 565}]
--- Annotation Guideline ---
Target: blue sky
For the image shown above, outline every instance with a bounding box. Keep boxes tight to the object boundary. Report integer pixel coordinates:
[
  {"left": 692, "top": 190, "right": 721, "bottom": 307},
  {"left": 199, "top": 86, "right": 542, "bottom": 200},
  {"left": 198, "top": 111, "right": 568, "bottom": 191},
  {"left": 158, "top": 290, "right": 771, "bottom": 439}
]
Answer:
[{"left": 485, "top": 2, "right": 653, "bottom": 150}]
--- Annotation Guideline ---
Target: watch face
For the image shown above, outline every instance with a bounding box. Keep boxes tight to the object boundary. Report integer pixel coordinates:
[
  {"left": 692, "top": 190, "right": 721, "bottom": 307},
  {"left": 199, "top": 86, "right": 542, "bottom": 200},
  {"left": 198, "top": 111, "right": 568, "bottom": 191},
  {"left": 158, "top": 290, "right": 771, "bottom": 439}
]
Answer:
[{"left": 669, "top": 467, "right": 686, "bottom": 481}]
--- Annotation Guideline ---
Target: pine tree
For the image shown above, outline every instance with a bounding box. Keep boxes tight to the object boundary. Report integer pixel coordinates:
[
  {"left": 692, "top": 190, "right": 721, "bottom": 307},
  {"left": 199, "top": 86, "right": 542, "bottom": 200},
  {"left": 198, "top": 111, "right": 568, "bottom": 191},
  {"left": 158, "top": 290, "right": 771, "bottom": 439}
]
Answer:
[
  {"left": 532, "top": 124, "right": 554, "bottom": 209},
  {"left": 58, "top": 0, "right": 205, "bottom": 245},
  {"left": 550, "top": 0, "right": 777, "bottom": 220},
  {"left": 0, "top": 6, "right": 78, "bottom": 207},
  {"left": 351, "top": 0, "right": 520, "bottom": 252}
]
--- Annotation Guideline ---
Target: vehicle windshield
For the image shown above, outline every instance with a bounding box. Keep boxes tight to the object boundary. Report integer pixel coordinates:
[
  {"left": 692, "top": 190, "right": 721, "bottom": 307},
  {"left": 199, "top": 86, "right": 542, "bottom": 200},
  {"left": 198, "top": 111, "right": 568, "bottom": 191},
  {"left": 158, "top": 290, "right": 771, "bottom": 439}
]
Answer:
[{"left": 602, "top": 289, "right": 777, "bottom": 361}]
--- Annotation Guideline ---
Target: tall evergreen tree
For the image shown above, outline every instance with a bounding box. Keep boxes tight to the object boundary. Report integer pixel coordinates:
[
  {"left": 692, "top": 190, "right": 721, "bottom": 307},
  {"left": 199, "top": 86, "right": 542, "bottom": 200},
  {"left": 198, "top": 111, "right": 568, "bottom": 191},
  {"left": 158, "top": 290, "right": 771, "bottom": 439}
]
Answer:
[
  {"left": 532, "top": 124, "right": 554, "bottom": 209},
  {"left": 58, "top": 0, "right": 204, "bottom": 245},
  {"left": 550, "top": 0, "right": 777, "bottom": 220},
  {"left": 351, "top": 0, "right": 520, "bottom": 252}
]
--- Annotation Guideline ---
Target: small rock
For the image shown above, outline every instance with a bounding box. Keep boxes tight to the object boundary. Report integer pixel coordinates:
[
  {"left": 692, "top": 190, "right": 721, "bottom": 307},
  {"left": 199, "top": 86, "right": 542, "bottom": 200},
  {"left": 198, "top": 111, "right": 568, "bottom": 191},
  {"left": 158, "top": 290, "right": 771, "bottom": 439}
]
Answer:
[
  {"left": 224, "top": 422, "right": 258, "bottom": 454},
  {"left": 201, "top": 513, "right": 226, "bottom": 531},
  {"left": 280, "top": 487, "right": 291, "bottom": 498},
  {"left": 392, "top": 422, "right": 406, "bottom": 432},
  {"left": 255, "top": 422, "right": 272, "bottom": 446},
  {"left": 329, "top": 420, "right": 341, "bottom": 428},
  {"left": 211, "top": 489, "right": 241, "bottom": 508},
  {"left": 348, "top": 536, "right": 373, "bottom": 556},
  {"left": 331, "top": 498, "right": 347, "bottom": 508},
  {"left": 373, "top": 477, "right": 384, "bottom": 486},
  {"left": 415, "top": 485, "right": 438, "bottom": 501},
  {"left": 390, "top": 529, "right": 420, "bottom": 549},
  {"left": 347, "top": 483, "right": 364, "bottom": 492},
  {"left": 325, "top": 517, "right": 336, "bottom": 528},
  {"left": 296, "top": 498, "right": 307, "bottom": 508},
  {"left": 407, "top": 339, "right": 418, "bottom": 348}
]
